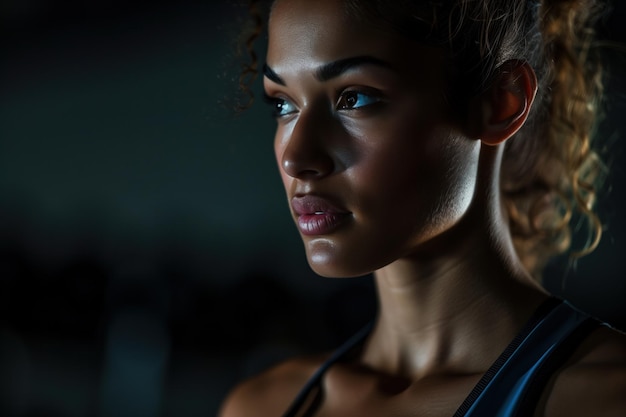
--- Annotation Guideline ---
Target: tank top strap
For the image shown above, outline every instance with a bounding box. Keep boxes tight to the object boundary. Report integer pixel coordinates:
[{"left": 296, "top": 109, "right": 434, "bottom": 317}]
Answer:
[
  {"left": 281, "top": 321, "right": 374, "bottom": 417},
  {"left": 454, "top": 298, "right": 600, "bottom": 417}
]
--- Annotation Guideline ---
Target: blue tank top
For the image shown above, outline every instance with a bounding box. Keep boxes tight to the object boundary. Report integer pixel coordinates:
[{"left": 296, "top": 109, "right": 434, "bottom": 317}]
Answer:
[{"left": 281, "top": 298, "right": 601, "bottom": 417}]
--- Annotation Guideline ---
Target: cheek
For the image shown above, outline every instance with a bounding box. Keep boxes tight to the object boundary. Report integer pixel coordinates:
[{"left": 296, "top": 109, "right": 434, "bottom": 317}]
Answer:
[
  {"left": 349, "top": 119, "right": 454, "bottom": 194},
  {"left": 413, "top": 144, "right": 478, "bottom": 244},
  {"left": 352, "top": 128, "right": 479, "bottom": 239},
  {"left": 442, "top": 141, "right": 480, "bottom": 216}
]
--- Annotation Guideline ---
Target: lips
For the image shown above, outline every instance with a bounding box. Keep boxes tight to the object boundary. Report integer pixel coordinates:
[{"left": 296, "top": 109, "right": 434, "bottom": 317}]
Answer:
[{"left": 291, "top": 195, "right": 351, "bottom": 236}]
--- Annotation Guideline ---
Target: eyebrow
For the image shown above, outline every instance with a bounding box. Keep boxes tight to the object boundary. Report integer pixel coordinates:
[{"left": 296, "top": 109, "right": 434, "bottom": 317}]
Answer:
[
  {"left": 315, "top": 56, "right": 395, "bottom": 82},
  {"left": 262, "top": 63, "right": 285, "bottom": 85},
  {"left": 263, "top": 55, "right": 396, "bottom": 86}
]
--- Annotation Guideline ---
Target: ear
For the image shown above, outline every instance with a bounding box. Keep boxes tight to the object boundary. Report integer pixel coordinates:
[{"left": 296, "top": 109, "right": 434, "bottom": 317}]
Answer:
[{"left": 475, "top": 60, "right": 538, "bottom": 146}]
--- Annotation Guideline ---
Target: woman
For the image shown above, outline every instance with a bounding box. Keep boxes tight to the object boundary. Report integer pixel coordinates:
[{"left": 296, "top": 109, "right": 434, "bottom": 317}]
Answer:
[{"left": 221, "top": 0, "right": 626, "bottom": 415}]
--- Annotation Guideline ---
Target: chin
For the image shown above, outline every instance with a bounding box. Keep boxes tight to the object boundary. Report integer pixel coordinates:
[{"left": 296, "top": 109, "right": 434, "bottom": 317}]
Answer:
[
  {"left": 308, "top": 262, "right": 370, "bottom": 278},
  {"left": 303, "top": 239, "right": 377, "bottom": 278}
]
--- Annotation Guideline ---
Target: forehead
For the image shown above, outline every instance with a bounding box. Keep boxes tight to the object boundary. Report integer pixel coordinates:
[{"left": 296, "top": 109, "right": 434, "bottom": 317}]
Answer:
[
  {"left": 268, "top": 0, "right": 360, "bottom": 62},
  {"left": 266, "top": 0, "right": 444, "bottom": 77}
]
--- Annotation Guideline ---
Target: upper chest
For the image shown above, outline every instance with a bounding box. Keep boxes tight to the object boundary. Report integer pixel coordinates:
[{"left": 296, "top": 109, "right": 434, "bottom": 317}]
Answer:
[
  {"left": 303, "top": 365, "right": 483, "bottom": 417},
  {"left": 299, "top": 361, "right": 616, "bottom": 417}
]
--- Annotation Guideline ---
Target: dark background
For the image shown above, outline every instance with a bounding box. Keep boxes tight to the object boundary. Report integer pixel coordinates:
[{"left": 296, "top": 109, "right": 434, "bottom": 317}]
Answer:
[{"left": 0, "top": 1, "right": 625, "bottom": 416}]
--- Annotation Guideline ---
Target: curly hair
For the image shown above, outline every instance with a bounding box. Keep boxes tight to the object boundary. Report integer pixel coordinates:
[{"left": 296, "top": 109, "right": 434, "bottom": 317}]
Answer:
[{"left": 238, "top": 0, "right": 606, "bottom": 280}]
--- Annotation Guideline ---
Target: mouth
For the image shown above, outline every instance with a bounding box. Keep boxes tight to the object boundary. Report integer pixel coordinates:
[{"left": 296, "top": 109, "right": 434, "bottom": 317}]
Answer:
[{"left": 291, "top": 195, "right": 351, "bottom": 236}]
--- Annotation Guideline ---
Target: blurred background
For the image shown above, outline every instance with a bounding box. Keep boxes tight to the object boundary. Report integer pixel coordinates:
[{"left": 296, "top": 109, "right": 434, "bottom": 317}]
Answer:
[{"left": 0, "top": 1, "right": 624, "bottom": 416}]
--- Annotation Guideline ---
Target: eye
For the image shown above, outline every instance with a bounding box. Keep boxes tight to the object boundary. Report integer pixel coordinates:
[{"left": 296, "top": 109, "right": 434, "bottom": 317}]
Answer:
[
  {"left": 263, "top": 93, "right": 297, "bottom": 118},
  {"left": 336, "top": 90, "right": 381, "bottom": 110}
]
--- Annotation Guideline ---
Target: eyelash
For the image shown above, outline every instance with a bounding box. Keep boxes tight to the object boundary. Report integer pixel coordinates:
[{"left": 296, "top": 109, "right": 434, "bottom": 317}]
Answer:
[
  {"left": 262, "top": 93, "right": 296, "bottom": 118},
  {"left": 336, "top": 90, "right": 382, "bottom": 110},
  {"left": 263, "top": 89, "right": 383, "bottom": 119}
]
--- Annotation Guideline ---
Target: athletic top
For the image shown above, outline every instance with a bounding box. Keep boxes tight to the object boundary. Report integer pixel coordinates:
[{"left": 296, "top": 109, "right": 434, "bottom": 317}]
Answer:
[{"left": 281, "top": 298, "right": 602, "bottom": 417}]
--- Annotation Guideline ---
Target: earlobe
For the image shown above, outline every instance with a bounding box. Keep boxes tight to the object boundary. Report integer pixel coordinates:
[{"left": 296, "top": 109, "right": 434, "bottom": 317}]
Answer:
[{"left": 479, "top": 60, "right": 538, "bottom": 146}]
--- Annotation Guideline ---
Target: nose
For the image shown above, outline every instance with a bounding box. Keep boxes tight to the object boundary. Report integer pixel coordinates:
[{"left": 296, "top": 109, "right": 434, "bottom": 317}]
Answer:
[{"left": 279, "top": 108, "right": 335, "bottom": 180}]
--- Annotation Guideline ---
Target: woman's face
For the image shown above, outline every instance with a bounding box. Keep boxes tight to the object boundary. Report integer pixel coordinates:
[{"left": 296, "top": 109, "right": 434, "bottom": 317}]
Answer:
[{"left": 264, "top": 0, "right": 481, "bottom": 277}]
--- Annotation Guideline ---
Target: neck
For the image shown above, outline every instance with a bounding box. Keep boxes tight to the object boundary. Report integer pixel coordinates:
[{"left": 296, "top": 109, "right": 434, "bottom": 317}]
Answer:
[{"left": 361, "top": 145, "right": 549, "bottom": 379}]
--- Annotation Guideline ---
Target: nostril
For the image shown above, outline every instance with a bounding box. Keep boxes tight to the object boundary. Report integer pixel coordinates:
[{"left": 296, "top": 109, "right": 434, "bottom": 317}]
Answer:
[
  {"left": 282, "top": 155, "right": 334, "bottom": 179},
  {"left": 298, "top": 168, "right": 325, "bottom": 179}
]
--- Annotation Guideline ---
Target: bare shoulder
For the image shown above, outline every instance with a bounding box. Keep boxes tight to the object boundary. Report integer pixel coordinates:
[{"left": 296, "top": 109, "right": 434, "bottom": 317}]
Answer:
[
  {"left": 541, "top": 325, "right": 626, "bottom": 417},
  {"left": 218, "top": 354, "right": 327, "bottom": 417}
]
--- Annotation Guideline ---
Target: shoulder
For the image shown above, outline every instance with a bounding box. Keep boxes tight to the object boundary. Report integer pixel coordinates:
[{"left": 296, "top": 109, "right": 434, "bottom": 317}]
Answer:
[
  {"left": 540, "top": 324, "right": 626, "bottom": 417},
  {"left": 218, "top": 354, "right": 327, "bottom": 417}
]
